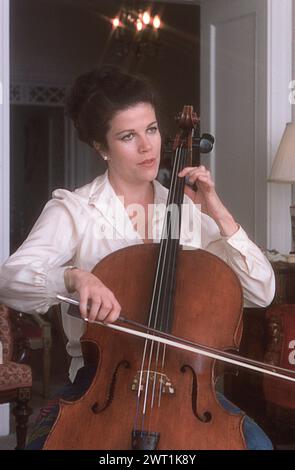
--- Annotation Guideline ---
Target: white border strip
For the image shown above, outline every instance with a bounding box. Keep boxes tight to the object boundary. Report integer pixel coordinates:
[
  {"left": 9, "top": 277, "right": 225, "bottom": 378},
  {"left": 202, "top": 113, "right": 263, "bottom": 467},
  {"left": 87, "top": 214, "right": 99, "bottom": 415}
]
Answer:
[
  {"left": 0, "top": 0, "right": 10, "bottom": 437},
  {"left": 0, "top": 0, "right": 10, "bottom": 264}
]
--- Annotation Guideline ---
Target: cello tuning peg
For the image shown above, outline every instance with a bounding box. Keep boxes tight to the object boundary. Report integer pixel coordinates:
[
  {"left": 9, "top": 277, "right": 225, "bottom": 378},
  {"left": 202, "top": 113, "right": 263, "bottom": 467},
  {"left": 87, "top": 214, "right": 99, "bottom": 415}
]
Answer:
[{"left": 199, "top": 133, "right": 214, "bottom": 153}]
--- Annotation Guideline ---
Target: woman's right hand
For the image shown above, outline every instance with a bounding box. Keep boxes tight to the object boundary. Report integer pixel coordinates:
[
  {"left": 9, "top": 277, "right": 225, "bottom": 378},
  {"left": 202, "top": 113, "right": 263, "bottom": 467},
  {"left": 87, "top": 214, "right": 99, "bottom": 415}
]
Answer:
[{"left": 64, "top": 268, "right": 121, "bottom": 324}]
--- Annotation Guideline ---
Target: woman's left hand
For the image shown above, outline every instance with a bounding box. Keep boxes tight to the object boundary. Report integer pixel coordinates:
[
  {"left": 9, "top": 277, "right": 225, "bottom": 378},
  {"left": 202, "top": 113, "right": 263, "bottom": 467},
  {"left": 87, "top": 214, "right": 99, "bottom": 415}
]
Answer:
[{"left": 178, "top": 165, "right": 239, "bottom": 237}]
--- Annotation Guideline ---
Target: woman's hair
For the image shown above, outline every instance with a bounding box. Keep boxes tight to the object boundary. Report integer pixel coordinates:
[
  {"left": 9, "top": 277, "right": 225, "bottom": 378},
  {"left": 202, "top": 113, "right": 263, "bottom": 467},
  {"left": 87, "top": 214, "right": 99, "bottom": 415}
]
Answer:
[{"left": 65, "top": 65, "right": 161, "bottom": 150}]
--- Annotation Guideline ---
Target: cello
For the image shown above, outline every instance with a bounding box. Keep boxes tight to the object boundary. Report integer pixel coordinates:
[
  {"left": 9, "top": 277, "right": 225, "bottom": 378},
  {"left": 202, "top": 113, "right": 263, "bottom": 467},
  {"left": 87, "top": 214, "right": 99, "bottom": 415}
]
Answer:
[{"left": 43, "top": 106, "right": 293, "bottom": 450}]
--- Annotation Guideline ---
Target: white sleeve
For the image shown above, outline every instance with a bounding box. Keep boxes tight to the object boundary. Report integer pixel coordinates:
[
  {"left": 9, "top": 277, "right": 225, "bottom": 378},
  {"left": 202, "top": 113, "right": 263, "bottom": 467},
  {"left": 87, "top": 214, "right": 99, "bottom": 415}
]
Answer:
[
  {"left": 0, "top": 194, "right": 83, "bottom": 314},
  {"left": 201, "top": 214, "right": 275, "bottom": 308}
]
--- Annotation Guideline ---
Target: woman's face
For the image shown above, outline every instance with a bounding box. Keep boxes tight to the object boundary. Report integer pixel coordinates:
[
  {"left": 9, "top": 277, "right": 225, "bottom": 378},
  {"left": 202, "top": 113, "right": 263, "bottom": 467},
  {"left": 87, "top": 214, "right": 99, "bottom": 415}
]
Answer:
[{"left": 104, "top": 102, "right": 161, "bottom": 186}]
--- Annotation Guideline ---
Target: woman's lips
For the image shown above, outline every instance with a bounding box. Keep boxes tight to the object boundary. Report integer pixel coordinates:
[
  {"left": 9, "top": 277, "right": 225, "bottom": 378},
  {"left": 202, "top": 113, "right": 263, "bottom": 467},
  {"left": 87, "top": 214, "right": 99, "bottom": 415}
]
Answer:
[{"left": 138, "top": 158, "right": 156, "bottom": 167}]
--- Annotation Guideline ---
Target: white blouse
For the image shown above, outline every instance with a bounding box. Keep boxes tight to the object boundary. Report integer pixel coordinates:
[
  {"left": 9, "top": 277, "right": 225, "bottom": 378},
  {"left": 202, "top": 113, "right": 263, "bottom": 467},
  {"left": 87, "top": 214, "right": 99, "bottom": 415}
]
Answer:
[{"left": 0, "top": 171, "right": 275, "bottom": 381}]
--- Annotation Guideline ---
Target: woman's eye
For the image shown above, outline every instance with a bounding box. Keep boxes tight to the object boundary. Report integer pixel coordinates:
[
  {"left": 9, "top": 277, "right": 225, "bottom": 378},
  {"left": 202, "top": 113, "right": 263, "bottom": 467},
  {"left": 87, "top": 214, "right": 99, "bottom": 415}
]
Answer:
[
  {"left": 147, "top": 126, "right": 158, "bottom": 134},
  {"left": 121, "top": 133, "right": 134, "bottom": 142}
]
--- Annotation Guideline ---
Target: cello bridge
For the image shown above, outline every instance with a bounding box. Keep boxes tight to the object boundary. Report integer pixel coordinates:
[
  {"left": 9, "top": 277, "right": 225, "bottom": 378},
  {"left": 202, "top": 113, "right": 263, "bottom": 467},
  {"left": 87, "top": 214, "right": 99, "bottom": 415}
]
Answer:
[{"left": 131, "top": 370, "right": 175, "bottom": 395}]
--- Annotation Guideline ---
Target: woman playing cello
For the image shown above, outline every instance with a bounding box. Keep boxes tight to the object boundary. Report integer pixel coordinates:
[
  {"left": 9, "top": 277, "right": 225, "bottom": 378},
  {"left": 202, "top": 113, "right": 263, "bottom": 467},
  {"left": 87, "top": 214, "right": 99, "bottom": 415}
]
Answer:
[{"left": 0, "top": 66, "right": 275, "bottom": 449}]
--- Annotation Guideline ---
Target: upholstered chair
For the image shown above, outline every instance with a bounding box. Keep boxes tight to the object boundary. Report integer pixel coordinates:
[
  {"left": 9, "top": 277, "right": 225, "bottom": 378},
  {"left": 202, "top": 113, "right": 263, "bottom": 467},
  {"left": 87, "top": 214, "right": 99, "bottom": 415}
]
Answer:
[
  {"left": 0, "top": 304, "right": 32, "bottom": 449},
  {"left": 263, "top": 304, "right": 295, "bottom": 444},
  {"left": 13, "top": 311, "right": 52, "bottom": 399}
]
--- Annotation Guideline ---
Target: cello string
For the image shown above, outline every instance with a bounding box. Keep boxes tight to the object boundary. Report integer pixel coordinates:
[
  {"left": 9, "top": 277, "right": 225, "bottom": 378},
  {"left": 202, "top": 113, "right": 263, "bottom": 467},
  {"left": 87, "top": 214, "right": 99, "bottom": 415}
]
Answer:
[
  {"left": 137, "top": 143, "right": 185, "bottom": 431},
  {"left": 156, "top": 144, "right": 188, "bottom": 406},
  {"left": 159, "top": 135, "right": 189, "bottom": 335},
  {"left": 141, "top": 334, "right": 162, "bottom": 434},
  {"left": 133, "top": 149, "right": 182, "bottom": 428},
  {"left": 160, "top": 145, "right": 187, "bottom": 334},
  {"left": 141, "top": 338, "right": 156, "bottom": 415},
  {"left": 134, "top": 337, "right": 150, "bottom": 432},
  {"left": 139, "top": 145, "right": 182, "bottom": 422},
  {"left": 150, "top": 143, "right": 184, "bottom": 334},
  {"left": 132, "top": 147, "right": 180, "bottom": 431},
  {"left": 150, "top": 341, "right": 162, "bottom": 409},
  {"left": 157, "top": 344, "right": 167, "bottom": 408},
  {"left": 139, "top": 137, "right": 187, "bottom": 430},
  {"left": 143, "top": 142, "right": 187, "bottom": 422}
]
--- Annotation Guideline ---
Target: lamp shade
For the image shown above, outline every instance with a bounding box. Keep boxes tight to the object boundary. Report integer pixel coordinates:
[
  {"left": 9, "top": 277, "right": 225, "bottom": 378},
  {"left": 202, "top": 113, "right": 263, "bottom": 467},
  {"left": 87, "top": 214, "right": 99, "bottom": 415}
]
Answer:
[{"left": 268, "top": 122, "right": 295, "bottom": 183}]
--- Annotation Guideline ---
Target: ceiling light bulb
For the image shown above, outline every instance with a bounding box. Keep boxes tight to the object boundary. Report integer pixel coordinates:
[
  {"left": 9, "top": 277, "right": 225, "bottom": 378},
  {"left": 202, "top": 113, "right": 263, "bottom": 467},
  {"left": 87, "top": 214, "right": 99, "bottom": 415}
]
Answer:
[
  {"left": 112, "top": 17, "right": 120, "bottom": 28},
  {"left": 142, "top": 11, "right": 150, "bottom": 25},
  {"left": 136, "top": 20, "right": 143, "bottom": 32},
  {"left": 153, "top": 15, "right": 161, "bottom": 29}
]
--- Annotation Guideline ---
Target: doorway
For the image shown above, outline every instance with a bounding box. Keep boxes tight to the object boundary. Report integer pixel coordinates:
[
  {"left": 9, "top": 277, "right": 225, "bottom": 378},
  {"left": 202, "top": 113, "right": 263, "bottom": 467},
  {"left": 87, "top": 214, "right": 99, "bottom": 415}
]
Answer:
[{"left": 10, "top": 105, "right": 65, "bottom": 252}]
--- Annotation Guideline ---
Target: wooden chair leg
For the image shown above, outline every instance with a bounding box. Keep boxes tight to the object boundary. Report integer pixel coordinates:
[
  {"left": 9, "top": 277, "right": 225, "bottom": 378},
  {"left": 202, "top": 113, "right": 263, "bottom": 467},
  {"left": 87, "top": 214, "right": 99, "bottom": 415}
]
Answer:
[
  {"left": 43, "top": 323, "right": 52, "bottom": 399},
  {"left": 12, "top": 387, "right": 32, "bottom": 450}
]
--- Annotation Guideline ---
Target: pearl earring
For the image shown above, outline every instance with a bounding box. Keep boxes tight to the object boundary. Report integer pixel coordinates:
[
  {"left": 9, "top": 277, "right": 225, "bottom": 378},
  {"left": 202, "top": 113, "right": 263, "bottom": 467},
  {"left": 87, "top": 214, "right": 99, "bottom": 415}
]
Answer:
[{"left": 93, "top": 141, "right": 110, "bottom": 161}]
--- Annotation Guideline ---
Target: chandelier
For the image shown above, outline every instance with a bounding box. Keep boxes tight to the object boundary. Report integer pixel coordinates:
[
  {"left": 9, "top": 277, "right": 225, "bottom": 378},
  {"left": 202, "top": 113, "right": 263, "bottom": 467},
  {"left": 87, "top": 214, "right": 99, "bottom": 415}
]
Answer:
[{"left": 110, "top": 3, "right": 162, "bottom": 60}]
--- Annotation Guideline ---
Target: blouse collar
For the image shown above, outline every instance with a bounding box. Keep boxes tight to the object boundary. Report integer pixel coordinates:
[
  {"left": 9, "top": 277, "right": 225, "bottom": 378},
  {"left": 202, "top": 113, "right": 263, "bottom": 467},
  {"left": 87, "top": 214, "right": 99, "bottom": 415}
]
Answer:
[{"left": 86, "top": 171, "right": 168, "bottom": 241}]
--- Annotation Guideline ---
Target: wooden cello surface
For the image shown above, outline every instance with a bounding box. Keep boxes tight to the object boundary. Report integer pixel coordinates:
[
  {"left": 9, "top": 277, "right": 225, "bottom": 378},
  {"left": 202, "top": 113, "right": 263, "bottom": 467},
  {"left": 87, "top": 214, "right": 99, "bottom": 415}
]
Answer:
[{"left": 44, "top": 244, "right": 246, "bottom": 450}]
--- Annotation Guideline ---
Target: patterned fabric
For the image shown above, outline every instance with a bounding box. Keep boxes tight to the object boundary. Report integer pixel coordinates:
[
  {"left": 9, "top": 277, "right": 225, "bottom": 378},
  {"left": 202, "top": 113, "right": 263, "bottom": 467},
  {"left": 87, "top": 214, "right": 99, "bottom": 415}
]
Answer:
[
  {"left": 0, "top": 304, "right": 13, "bottom": 362},
  {"left": 27, "top": 396, "right": 71, "bottom": 449},
  {"left": 0, "top": 360, "right": 32, "bottom": 391},
  {"left": 26, "top": 364, "right": 96, "bottom": 449}
]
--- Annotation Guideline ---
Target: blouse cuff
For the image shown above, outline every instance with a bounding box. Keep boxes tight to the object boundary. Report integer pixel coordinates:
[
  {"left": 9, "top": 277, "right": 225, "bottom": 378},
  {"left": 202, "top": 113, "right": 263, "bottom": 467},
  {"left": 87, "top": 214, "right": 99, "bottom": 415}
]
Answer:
[
  {"left": 46, "top": 266, "right": 71, "bottom": 300},
  {"left": 220, "top": 226, "right": 251, "bottom": 272},
  {"left": 221, "top": 225, "right": 249, "bottom": 253}
]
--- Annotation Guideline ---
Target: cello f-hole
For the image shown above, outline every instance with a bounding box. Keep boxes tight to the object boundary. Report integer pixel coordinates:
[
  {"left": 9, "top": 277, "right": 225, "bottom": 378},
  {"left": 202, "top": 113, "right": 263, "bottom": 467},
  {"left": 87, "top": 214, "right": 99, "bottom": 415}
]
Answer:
[
  {"left": 92, "top": 360, "right": 130, "bottom": 414},
  {"left": 181, "top": 364, "right": 212, "bottom": 423}
]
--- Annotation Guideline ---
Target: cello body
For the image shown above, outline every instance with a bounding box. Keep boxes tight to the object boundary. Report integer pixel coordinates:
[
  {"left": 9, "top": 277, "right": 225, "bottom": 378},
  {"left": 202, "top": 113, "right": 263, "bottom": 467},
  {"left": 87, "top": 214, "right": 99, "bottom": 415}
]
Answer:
[{"left": 44, "top": 244, "right": 246, "bottom": 450}]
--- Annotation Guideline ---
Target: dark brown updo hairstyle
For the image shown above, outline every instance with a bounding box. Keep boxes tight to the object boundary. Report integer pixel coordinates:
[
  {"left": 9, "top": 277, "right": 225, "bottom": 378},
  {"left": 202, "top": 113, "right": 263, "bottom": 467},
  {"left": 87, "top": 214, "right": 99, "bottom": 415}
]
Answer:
[{"left": 65, "top": 65, "right": 161, "bottom": 151}]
